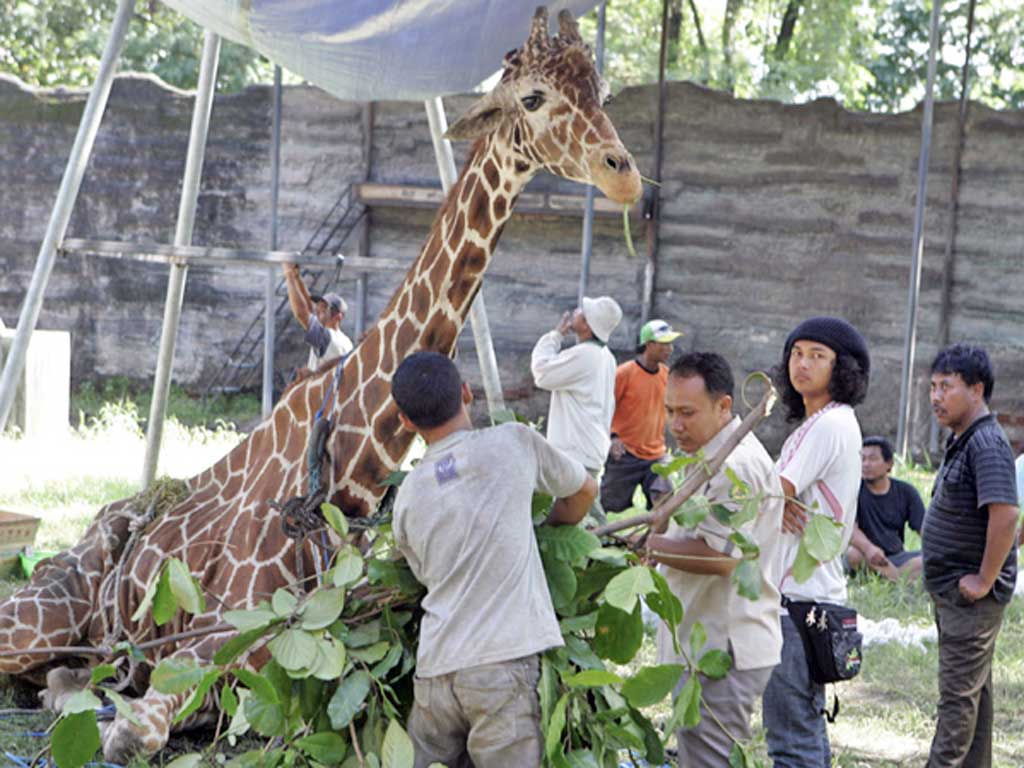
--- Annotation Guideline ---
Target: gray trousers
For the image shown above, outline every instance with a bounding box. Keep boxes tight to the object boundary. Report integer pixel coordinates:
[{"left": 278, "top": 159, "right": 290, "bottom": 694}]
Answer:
[
  {"left": 408, "top": 655, "right": 542, "bottom": 768},
  {"left": 674, "top": 664, "right": 775, "bottom": 768},
  {"left": 926, "top": 587, "right": 1006, "bottom": 768}
]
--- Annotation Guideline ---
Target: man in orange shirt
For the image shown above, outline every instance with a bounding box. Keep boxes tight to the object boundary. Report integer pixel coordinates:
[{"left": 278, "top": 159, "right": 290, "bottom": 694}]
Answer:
[{"left": 600, "top": 319, "right": 682, "bottom": 512}]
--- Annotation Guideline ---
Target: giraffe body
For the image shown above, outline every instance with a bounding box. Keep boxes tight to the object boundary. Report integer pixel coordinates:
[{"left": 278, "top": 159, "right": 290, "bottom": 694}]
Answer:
[{"left": 0, "top": 9, "right": 641, "bottom": 760}]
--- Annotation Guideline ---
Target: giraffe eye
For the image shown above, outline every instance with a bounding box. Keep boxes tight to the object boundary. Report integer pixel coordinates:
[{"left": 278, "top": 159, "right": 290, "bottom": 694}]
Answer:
[
  {"left": 521, "top": 93, "right": 544, "bottom": 112},
  {"left": 602, "top": 93, "right": 614, "bottom": 107}
]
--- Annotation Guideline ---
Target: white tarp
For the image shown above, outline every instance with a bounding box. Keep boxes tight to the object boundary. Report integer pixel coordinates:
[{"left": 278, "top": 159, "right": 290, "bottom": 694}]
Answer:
[{"left": 160, "top": 1, "right": 601, "bottom": 101}]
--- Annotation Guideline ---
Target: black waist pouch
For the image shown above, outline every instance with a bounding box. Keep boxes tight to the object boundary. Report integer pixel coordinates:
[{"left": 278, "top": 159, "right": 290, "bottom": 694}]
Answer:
[{"left": 784, "top": 598, "right": 863, "bottom": 684}]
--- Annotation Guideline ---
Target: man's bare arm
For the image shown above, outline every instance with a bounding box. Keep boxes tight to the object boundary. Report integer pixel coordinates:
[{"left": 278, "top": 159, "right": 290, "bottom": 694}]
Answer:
[
  {"left": 282, "top": 263, "right": 313, "bottom": 330},
  {"left": 850, "top": 524, "right": 889, "bottom": 568},
  {"left": 780, "top": 477, "right": 808, "bottom": 535},
  {"left": 547, "top": 474, "right": 599, "bottom": 526},
  {"left": 647, "top": 533, "right": 737, "bottom": 577},
  {"left": 960, "top": 503, "right": 1019, "bottom": 600}
]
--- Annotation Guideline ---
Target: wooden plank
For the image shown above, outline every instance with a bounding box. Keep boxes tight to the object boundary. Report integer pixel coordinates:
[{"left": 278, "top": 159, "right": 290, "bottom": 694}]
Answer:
[
  {"left": 60, "top": 238, "right": 340, "bottom": 270},
  {"left": 354, "top": 182, "right": 639, "bottom": 218}
]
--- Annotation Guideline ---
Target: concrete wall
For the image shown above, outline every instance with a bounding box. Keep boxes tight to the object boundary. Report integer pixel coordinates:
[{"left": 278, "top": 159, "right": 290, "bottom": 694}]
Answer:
[{"left": 0, "top": 73, "right": 1021, "bottom": 454}]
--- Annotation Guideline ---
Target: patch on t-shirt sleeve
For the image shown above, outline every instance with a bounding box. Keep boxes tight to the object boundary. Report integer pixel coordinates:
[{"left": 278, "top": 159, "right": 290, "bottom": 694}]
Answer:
[{"left": 434, "top": 454, "right": 459, "bottom": 486}]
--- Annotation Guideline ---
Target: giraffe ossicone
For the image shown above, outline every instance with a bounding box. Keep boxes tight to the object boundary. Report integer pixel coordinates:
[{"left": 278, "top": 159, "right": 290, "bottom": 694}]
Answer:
[{"left": 0, "top": 6, "right": 641, "bottom": 761}]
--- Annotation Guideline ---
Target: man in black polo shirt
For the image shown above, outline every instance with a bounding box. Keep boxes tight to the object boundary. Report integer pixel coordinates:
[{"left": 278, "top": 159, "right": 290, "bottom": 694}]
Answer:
[
  {"left": 846, "top": 435, "right": 926, "bottom": 581},
  {"left": 921, "top": 343, "right": 1019, "bottom": 767}
]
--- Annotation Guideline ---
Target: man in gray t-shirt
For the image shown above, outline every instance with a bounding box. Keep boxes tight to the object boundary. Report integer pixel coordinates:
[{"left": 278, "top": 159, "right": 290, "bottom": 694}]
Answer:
[{"left": 391, "top": 351, "right": 597, "bottom": 768}]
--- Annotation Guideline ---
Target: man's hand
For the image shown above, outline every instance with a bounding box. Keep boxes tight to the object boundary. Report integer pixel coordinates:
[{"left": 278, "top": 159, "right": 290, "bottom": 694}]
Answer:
[
  {"left": 609, "top": 437, "right": 626, "bottom": 461},
  {"left": 781, "top": 498, "right": 809, "bottom": 535},
  {"left": 866, "top": 544, "right": 890, "bottom": 569},
  {"left": 283, "top": 262, "right": 300, "bottom": 278},
  {"left": 556, "top": 311, "right": 572, "bottom": 336},
  {"left": 958, "top": 573, "right": 993, "bottom": 602}
]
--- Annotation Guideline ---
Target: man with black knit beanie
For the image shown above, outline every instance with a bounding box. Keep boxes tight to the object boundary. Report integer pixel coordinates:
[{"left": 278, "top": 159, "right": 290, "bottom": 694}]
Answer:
[{"left": 762, "top": 316, "right": 870, "bottom": 767}]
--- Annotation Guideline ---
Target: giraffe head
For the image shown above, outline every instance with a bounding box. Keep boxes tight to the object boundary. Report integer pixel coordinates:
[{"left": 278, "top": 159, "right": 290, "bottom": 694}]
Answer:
[{"left": 445, "top": 6, "right": 642, "bottom": 205}]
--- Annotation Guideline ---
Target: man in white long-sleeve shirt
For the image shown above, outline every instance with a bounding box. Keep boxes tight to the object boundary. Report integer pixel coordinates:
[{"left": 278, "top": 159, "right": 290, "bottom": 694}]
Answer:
[{"left": 531, "top": 296, "right": 622, "bottom": 521}]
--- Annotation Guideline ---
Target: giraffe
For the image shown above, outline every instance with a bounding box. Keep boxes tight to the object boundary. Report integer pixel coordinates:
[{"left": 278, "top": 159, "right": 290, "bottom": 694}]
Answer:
[{"left": 0, "top": 7, "right": 641, "bottom": 761}]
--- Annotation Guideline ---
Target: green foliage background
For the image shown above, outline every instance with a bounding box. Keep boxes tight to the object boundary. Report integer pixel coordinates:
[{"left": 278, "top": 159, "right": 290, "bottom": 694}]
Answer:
[{"left": 1, "top": 1, "right": 1021, "bottom": 111}]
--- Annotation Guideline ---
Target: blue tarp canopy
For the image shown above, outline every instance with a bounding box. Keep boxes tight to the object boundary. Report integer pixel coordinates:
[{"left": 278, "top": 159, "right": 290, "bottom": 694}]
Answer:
[{"left": 160, "top": 1, "right": 601, "bottom": 101}]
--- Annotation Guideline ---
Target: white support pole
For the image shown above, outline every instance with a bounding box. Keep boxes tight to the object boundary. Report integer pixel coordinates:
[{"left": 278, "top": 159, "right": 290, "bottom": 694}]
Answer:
[
  {"left": 577, "top": 0, "right": 607, "bottom": 306},
  {"left": 141, "top": 31, "right": 221, "bottom": 488},
  {"left": 895, "top": 0, "right": 942, "bottom": 460},
  {"left": 263, "top": 65, "right": 283, "bottom": 418},
  {"left": 0, "top": 0, "right": 136, "bottom": 433},
  {"left": 423, "top": 97, "right": 506, "bottom": 415}
]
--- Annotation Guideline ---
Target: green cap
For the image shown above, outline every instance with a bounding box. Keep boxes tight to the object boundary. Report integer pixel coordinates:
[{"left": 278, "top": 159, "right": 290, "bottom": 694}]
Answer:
[{"left": 639, "top": 319, "right": 682, "bottom": 345}]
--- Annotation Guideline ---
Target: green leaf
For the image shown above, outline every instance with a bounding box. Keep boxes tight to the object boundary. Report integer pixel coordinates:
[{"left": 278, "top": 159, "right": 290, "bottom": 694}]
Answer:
[
  {"left": 224, "top": 608, "right": 278, "bottom": 632},
  {"left": 166, "top": 755, "right": 204, "bottom": 768},
  {"left": 222, "top": 684, "right": 239, "bottom": 716},
  {"left": 565, "top": 750, "right": 600, "bottom": 768},
  {"left": 328, "top": 671, "right": 372, "bottom": 729},
  {"left": 232, "top": 669, "right": 280, "bottom": 705},
  {"left": 602, "top": 567, "right": 657, "bottom": 614},
  {"left": 130, "top": 571, "right": 159, "bottom": 623},
  {"left": 652, "top": 453, "right": 699, "bottom": 477},
  {"left": 545, "top": 694, "right": 569, "bottom": 761},
  {"left": 802, "top": 515, "right": 845, "bottom": 561},
  {"left": 174, "top": 669, "right": 222, "bottom": 724},
  {"left": 542, "top": 553, "right": 577, "bottom": 611},
  {"left": 104, "top": 689, "right": 141, "bottom": 727},
  {"left": 729, "top": 498, "right": 760, "bottom": 529},
  {"left": 214, "top": 626, "right": 270, "bottom": 666},
  {"left": 587, "top": 547, "right": 628, "bottom": 566},
  {"left": 697, "top": 649, "right": 733, "bottom": 680},
  {"left": 690, "top": 621, "right": 707, "bottom": 659},
  {"left": 728, "top": 531, "right": 760, "bottom": 557},
  {"left": 51, "top": 711, "right": 100, "bottom": 768},
  {"left": 381, "top": 470, "right": 407, "bottom": 487},
  {"left": 271, "top": 588, "right": 299, "bottom": 617},
  {"left": 724, "top": 466, "right": 750, "bottom": 495},
  {"left": 539, "top": 656, "right": 558, "bottom": 729},
  {"left": 344, "top": 620, "right": 381, "bottom": 648},
  {"left": 332, "top": 547, "right": 365, "bottom": 587},
  {"left": 89, "top": 663, "right": 117, "bottom": 684},
  {"left": 310, "top": 636, "right": 348, "bottom": 681},
  {"left": 563, "top": 669, "right": 622, "bottom": 688},
  {"left": 731, "top": 558, "right": 762, "bottom": 601},
  {"left": 729, "top": 741, "right": 751, "bottom": 768},
  {"left": 381, "top": 719, "right": 415, "bottom": 768},
  {"left": 321, "top": 502, "right": 349, "bottom": 536},
  {"left": 371, "top": 643, "right": 403, "bottom": 678},
  {"left": 645, "top": 569, "right": 683, "bottom": 628},
  {"left": 245, "top": 694, "right": 286, "bottom": 737},
  {"left": 300, "top": 587, "right": 346, "bottom": 630},
  {"left": 268, "top": 628, "right": 319, "bottom": 672},
  {"left": 559, "top": 612, "right": 597, "bottom": 633},
  {"left": 536, "top": 525, "right": 601, "bottom": 565},
  {"left": 674, "top": 674, "right": 703, "bottom": 729},
  {"left": 61, "top": 689, "right": 102, "bottom": 715},
  {"left": 710, "top": 503, "right": 733, "bottom": 524},
  {"left": 296, "top": 731, "right": 347, "bottom": 764},
  {"left": 152, "top": 566, "right": 177, "bottom": 626},
  {"left": 367, "top": 559, "right": 423, "bottom": 595},
  {"left": 167, "top": 557, "right": 205, "bottom": 615},
  {"left": 593, "top": 602, "right": 643, "bottom": 664},
  {"left": 673, "top": 495, "right": 710, "bottom": 528},
  {"left": 151, "top": 658, "right": 205, "bottom": 695},
  {"left": 791, "top": 540, "right": 820, "bottom": 583},
  {"left": 564, "top": 634, "right": 605, "bottom": 670},
  {"left": 620, "top": 664, "right": 684, "bottom": 708},
  {"left": 349, "top": 640, "right": 390, "bottom": 664}
]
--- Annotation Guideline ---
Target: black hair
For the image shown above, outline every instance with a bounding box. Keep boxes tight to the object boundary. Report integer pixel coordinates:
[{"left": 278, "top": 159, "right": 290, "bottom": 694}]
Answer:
[
  {"left": 669, "top": 352, "right": 734, "bottom": 399},
  {"left": 930, "top": 343, "right": 994, "bottom": 402},
  {"left": 391, "top": 351, "right": 463, "bottom": 428},
  {"left": 773, "top": 350, "right": 869, "bottom": 423},
  {"left": 862, "top": 435, "right": 894, "bottom": 463}
]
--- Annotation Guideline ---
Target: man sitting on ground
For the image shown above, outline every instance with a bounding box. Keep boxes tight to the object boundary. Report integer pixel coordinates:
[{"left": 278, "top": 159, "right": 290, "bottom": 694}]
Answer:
[
  {"left": 600, "top": 319, "right": 682, "bottom": 513},
  {"left": 391, "top": 351, "right": 597, "bottom": 768},
  {"left": 846, "top": 435, "right": 926, "bottom": 581}
]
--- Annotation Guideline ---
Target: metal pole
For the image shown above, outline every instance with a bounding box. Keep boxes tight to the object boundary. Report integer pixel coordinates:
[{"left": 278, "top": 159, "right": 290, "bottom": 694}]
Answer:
[
  {"left": 142, "top": 31, "right": 221, "bottom": 488},
  {"left": 262, "top": 65, "right": 283, "bottom": 419},
  {"left": 577, "top": 0, "right": 607, "bottom": 306},
  {"left": 641, "top": 0, "right": 671, "bottom": 325},
  {"left": 423, "top": 97, "right": 506, "bottom": 415},
  {"left": 929, "top": 0, "right": 976, "bottom": 455},
  {"left": 895, "top": 0, "right": 942, "bottom": 461},
  {"left": 356, "top": 101, "right": 375, "bottom": 340},
  {"left": 0, "top": 0, "right": 136, "bottom": 432}
]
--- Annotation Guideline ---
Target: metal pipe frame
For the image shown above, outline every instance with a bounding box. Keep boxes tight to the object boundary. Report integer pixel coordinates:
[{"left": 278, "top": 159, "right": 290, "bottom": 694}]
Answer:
[
  {"left": 263, "top": 65, "right": 283, "bottom": 418},
  {"left": 142, "top": 31, "right": 222, "bottom": 489},
  {"left": 577, "top": 0, "right": 607, "bottom": 307},
  {"left": 895, "top": 0, "right": 943, "bottom": 460},
  {"left": 423, "top": 96, "right": 506, "bottom": 416},
  {"left": 0, "top": 0, "right": 137, "bottom": 433}
]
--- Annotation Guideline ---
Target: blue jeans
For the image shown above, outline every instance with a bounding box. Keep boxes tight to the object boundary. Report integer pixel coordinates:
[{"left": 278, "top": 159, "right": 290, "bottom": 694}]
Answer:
[{"left": 762, "top": 615, "right": 831, "bottom": 767}]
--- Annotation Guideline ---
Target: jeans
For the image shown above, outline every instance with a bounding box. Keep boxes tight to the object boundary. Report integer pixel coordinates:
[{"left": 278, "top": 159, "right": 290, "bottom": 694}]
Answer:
[{"left": 762, "top": 615, "right": 830, "bottom": 767}]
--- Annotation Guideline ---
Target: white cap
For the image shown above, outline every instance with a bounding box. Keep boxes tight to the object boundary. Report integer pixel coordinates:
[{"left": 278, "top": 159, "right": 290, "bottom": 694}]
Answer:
[{"left": 581, "top": 296, "right": 623, "bottom": 343}]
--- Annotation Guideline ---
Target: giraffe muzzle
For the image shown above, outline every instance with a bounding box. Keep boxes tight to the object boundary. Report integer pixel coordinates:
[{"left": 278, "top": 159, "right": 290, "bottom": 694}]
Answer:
[{"left": 590, "top": 148, "right": 643, "bottom": 206}]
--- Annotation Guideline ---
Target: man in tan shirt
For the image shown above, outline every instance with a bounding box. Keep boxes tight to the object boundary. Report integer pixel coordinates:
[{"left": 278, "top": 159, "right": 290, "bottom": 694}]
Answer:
[{"left": 648, "top": 352, "right": 783, "bottom": 768}]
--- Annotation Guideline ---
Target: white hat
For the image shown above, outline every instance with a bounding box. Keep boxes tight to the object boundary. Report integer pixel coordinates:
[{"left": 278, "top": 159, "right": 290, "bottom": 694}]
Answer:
[{"left": 581, "top": 296, "right": 623, "bottom": 343}]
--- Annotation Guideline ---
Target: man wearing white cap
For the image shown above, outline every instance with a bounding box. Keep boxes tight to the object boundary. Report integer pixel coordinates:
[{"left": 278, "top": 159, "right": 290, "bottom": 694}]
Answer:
[
  {"left": 282, "top": 263, "right": 354, "bottom": 375},
  {"left": 601, "top": 319, "right": 682, "bottom": 512},
  {"left": 531, "top": 296, "right": 622, "bottom": 522}
]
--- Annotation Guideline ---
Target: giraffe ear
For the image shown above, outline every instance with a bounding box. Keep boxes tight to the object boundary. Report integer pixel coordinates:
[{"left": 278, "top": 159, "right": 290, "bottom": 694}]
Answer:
[{"left": 445, "top": 92, "right": 507, "bottom": 141}]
